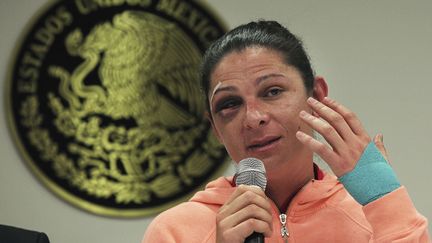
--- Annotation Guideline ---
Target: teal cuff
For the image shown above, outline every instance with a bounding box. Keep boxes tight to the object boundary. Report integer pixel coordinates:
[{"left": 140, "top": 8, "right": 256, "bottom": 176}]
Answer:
[{"left": 339, "top": 142, "right": 401, "bottom": 205}]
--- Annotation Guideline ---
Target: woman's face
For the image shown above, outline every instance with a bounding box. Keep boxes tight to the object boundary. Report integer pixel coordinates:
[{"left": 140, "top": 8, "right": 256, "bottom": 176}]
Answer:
[{"left": 209, "top": 47, "right": 313, "bottom": 171}]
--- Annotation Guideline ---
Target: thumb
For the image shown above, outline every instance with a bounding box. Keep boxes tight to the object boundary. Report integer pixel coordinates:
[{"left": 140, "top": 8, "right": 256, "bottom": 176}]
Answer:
[{"left": 373, "top": 133, "right": 390, "bottom": 164}]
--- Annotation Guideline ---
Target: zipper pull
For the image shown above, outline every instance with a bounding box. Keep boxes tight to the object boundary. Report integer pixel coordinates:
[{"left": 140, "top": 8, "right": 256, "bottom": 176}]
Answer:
[{"left": 279, "top": 213, "right": 289, "bottom": 242}]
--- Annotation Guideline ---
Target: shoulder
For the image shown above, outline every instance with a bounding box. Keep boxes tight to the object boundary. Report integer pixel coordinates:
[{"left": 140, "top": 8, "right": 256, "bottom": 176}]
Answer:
[
  {"left": 155, "top": 200, "right": 219, "bottom": 223},
  {"left": 143, "top": 201, "right": 219, "bottom": 243}
]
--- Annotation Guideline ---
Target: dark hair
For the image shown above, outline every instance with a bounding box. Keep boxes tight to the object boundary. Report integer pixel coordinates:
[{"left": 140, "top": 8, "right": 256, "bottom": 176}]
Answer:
[{"left": 200, "top": 20, "right": 315, "bottom": 112}]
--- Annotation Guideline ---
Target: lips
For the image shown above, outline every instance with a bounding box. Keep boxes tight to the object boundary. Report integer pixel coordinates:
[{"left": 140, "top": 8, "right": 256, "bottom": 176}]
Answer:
[{"left": 247, "top": 136, "right": 281, "bottom": 151}]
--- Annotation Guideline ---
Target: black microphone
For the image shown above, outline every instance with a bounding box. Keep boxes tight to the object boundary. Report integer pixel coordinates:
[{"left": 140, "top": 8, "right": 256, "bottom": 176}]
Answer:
[{"left": 235, "top": 157, "right": 267, "bottom": 243}]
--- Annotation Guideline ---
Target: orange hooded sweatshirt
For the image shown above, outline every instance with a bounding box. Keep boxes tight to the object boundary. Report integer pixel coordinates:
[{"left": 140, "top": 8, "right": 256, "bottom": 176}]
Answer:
[{"left": 142, "top": 173, "right": 430, "bottom": 242}]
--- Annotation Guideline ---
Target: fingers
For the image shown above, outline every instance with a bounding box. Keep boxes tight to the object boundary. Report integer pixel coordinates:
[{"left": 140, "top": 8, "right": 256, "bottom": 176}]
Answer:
[
  {"left": 295, "top": 131, "right": 337, "bottom": 163},
  {"left": 321, "top": 97, "right": 368, "bottom": 137},
  {"left": 301, "top": 97, "right": 370, "bottom": 149},
  {"left": 306, "top": 97, "right": 358, "bottom": 142},
  {"left": 373, "top": 133, "right": 390, "bottom": 163},
  {"left": 295, "top": 130, "right": 346, "bottom": 176},
  {"left": 220, "top": 213, "right": 273, "bottom": 241},
  {"left": 221, "top": 185, "right": 269, "bottom": 215},
  {"left": 299, "top": 110, "right": 346, "bottom": 153},
  {"left": 219, "top": 186, "right": 272, "bottom": 226},
  {"left": 216, "top": 185, "right": 273, "bottom": 242},
  {"left": 298, "top": 96, "right": 371, "bottom": 177}
]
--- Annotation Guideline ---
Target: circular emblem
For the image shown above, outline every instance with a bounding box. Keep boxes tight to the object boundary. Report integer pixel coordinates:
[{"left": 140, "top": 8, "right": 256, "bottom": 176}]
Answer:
[{"left": 6, "top": 0, "right": 229, "bottom": 217}]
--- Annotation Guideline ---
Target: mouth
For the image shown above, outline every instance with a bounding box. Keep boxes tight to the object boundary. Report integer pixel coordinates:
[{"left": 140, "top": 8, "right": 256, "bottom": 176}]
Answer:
[{"left": 247, "top": 136, "right": 282, "bottom": 151}]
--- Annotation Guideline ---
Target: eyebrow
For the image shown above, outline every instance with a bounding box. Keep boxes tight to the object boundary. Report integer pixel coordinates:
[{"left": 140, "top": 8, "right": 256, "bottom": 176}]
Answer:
[
  {"left": 211, "top": 85, "right": 237, "bottom": 101},
  {"left": 211, "top": 73, "right": 286, "bottom": 101},
  {"left": 256, "top": 73, "right": 286, "bottom": 85}
]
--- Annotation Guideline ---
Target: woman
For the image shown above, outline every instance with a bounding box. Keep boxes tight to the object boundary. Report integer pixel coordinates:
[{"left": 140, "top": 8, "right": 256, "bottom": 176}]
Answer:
[{"left": 143, "top": 20, "right": 430, "bottom": 242}]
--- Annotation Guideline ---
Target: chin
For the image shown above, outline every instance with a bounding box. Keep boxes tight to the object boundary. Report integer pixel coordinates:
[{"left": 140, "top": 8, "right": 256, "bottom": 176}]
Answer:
[{"left": 261, "top": 155, "right": 287, "bottom": 170}]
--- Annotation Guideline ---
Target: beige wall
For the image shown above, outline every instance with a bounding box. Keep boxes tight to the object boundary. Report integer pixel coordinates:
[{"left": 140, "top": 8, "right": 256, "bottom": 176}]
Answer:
[{"left": 1, "top": 0, "right": 431, "bottom": 242}]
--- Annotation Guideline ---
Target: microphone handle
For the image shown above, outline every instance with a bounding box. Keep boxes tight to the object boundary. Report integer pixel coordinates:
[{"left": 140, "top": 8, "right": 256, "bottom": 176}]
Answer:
[{"left": 244, "top": 232, "right": 264, "bottom": 243}]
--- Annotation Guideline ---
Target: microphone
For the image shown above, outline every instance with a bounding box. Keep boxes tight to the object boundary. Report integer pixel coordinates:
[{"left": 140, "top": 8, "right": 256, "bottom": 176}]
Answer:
[{"left": 235, "top": 157, "right": 267, "bottom": 243}]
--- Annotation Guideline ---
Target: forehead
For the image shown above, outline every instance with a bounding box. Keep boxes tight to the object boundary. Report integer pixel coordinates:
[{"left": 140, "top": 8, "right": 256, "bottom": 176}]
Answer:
[{"left": 210, "top": 47, "right": 287, "bottom": 90}]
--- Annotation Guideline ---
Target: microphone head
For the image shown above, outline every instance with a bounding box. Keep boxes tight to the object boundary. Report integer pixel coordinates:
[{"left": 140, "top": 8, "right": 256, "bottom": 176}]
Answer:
[{"left": 235, "top": 157, "right": 267, "bottom": 191}]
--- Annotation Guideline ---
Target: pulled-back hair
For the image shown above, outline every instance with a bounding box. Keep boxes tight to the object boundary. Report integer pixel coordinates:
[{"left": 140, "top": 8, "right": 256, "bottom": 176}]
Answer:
[{"left": 200, "top": 20, "right": 315, "bottom": 112}]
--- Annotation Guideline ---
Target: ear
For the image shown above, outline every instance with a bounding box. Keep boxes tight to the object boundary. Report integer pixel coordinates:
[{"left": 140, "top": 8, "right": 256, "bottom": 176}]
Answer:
[
  {"left": 312, "top": 76, "right": 328, "bottom": 102},
  {"left": 205, "top": 111, "right": 223, "bottom": 144}
]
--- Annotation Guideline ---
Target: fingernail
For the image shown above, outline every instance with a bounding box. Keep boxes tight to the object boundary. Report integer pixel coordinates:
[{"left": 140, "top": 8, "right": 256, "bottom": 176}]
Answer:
[
  {"left": 380, "top": 134, "right": 384, "bottom": 143},
  {"left": 296, "top": 131, "right": 305, "bottom": 138},
  {"left": 307, "top": 97, "right": 317, "bottom": 104},
  {"left": 299, "top": 110, "right": 307, "bottom": 118}
]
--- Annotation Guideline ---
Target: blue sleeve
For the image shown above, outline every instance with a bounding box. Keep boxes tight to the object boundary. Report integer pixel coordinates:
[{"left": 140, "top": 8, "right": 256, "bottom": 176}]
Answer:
[{"left": 338, "top": 142, "right": 401, "bottom": 205}]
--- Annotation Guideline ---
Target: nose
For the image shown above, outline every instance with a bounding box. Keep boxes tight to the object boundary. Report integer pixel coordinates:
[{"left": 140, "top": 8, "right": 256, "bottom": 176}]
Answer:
[{"left": 243, "top": 101, "right": 270, "bottom": 129}]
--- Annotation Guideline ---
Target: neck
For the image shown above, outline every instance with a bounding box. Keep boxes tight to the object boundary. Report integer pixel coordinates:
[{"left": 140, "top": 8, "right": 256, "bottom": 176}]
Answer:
[{"left": 265, "top": 158, "right": 314, "bottom": 213}]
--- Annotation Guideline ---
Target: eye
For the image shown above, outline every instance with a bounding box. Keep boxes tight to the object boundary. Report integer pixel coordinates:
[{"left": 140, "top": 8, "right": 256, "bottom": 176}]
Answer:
[
  {"left": 264, "top": 87, "right": 283, "bottom": 97},
  {"left": 214, "top": 97, "right": 242, "bottom": 113}
]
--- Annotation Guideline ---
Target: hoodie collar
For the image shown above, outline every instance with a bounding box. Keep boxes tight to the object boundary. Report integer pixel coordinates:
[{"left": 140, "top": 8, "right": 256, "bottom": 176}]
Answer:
[{"left": 190, "top": 168, "right": 343, "bottom": 216}]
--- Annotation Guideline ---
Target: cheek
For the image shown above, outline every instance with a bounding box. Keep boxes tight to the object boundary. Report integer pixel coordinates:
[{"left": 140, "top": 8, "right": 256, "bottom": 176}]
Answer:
[
  {"left": 271, "top": 99, "right": 309, "bottom": 130},
  {"left": 219, "top": 130, "right": 243, "bottom": 162},
  {"left": 219, "top": 123, "right": 240, "bottom": 143},
  {"left": 213, "top": 117, "right": 241, "bottom": 142},
  {"left": 273, "top": 100, "right": 303, "bottom": 118}
]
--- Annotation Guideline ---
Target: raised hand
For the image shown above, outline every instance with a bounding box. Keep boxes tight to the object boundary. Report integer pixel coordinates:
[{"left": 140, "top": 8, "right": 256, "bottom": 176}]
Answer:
[{"left": 296, "top": 97, "right": 376, "bottom": 177}]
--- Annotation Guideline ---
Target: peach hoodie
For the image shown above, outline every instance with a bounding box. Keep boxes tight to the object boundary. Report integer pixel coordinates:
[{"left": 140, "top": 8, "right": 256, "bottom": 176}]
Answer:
[{"left": 142, "top": 173, "right": 430, "bottom": 242}]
